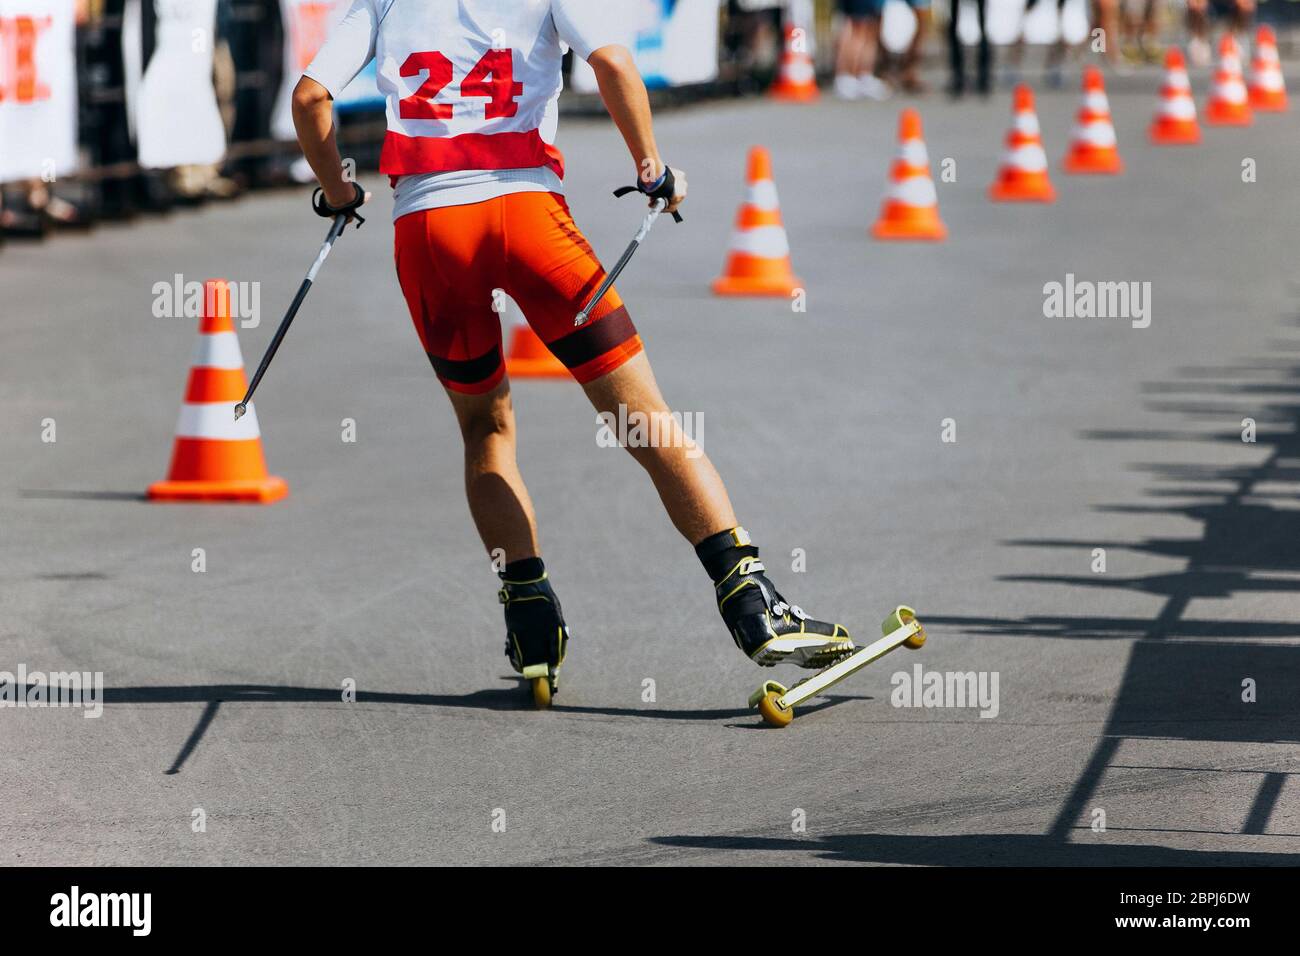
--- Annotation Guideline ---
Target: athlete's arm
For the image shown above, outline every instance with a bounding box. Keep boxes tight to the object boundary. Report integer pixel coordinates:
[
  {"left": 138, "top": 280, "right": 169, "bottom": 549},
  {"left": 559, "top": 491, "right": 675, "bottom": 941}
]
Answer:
[
  {"left": 292, "top": 0, "right": 378, "bottom": 208},
  {"left": 292, "top": 78, "right": 354, "bottom": 207},
  {"left": 587, "top": 44, "right": 686, "bottom": 215}
]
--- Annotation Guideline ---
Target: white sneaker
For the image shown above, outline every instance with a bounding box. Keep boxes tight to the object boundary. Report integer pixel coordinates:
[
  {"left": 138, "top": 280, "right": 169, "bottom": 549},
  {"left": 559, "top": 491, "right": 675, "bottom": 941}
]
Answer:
[
  {"left": 834, "top": 74, "right": 862, "bottom": 99},
  {"left": 858, "top": 75, "right": 892, "bottom": 101}
]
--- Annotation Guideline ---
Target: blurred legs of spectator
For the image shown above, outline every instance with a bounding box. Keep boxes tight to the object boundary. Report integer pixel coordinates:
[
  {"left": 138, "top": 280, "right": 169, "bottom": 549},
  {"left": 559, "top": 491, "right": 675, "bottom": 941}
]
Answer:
[
  {"left": 1186, "top": 0, "right": 1255, "bottom": 67},
  {"left": 948, "top": 0, "right": 991, "bottom": 96},
  {"left": 1009, "top": 0, "right": 1069, "bottom": 88},
  {"left": 1121, "top": 0, "right": 1161, "bottom": 64},
  {"left": 834, "top": 0, "right": 890, "bottom": 100},
  {"left": 1093, "top": 0, "right": 1124, "bottom": 69},
  {"left": 168, "top": 31, "right": 242, "bottom": 204},
  {"left": 0, "top": 180, "right": 93, "bottom": 240},
  {"left": 896, "top": 1, "right": 932, "bottom": 93},
  {"left": 723, "top": 0, "right": 785, "bottom": 92}
]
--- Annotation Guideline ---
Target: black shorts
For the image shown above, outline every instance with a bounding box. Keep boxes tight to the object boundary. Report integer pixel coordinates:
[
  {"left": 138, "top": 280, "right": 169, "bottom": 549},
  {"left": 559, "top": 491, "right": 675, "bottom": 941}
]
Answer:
[{"left": 838, "top": 0, "right": 882, "bottom": 18}]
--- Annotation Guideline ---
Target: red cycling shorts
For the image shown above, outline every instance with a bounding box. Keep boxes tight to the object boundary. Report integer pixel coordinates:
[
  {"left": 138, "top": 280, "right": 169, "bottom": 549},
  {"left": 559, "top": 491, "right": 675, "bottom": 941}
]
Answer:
[{"left": 393, "top": 191, "right": 643, "bottom": 394}]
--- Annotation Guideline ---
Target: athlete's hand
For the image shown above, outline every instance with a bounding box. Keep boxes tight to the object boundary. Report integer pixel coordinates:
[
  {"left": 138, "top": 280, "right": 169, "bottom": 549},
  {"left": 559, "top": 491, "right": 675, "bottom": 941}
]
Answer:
[
  {"left": 663, "top": 166, "right": 686, "bottom": 216},
  {"left": 636, "top": 165, "right": 685, "bottom": 218},
  {"left": 313, "top": 181, "right": 371, "bottom": 227}
]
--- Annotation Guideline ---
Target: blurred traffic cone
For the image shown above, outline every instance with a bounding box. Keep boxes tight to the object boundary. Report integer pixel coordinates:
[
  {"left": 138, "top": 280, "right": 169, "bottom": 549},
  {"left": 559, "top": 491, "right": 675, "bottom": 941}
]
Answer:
[
  {"left": 1149, "top": 48, "right": 1202, "bottom": 145},
  {"left": 1248, "top": 25, "right": 1288, "bottom": 112},
  {"left": 989, "top": 85, "right": 1056, "bottom": 202},
  {"left": 713, "top": 147, "right": 802, "bottom": 296},
  {"left": 1206, "top": 33, "right": 1253, "bottom": 125},
  {"left": 1063, "top": 66, "right": 1123, "bottom": 174},
  {"left": 872, "top": 109, "right": 947, "bottom": 240},
  {"left": 770, "top": 24, "right": 819, "bottom": 102},
  {"left": 148, "top": 279, "right": 288, "bottom": 503},
  {"left": 504, "top": 311, "right": 568, "bottom": 379}
]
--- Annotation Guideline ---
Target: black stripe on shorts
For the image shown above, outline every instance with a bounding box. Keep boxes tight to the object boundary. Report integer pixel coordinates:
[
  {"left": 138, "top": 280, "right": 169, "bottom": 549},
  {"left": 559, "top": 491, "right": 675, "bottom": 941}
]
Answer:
[
  {"left": 427, "top": 345, "right": 503, "bottom": 386},
  {"left": 546, "top": 306, "right": 636, "bottom": 370}
]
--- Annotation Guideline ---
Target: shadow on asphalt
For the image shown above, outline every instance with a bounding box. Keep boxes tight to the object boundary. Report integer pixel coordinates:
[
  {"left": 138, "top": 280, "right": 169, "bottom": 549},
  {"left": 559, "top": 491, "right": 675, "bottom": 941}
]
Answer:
[
  {"left": 19, "top": 490, "right": 148, "bottom": 502},
  {"left": 648, "top": 833, "right": 1300, "bottom": 866},
  {"left": 867, "top": 348, "right": 1300, "bottom": 863},
  {"left": 47, "top": 681, "right": 846, "bottom": 774}
]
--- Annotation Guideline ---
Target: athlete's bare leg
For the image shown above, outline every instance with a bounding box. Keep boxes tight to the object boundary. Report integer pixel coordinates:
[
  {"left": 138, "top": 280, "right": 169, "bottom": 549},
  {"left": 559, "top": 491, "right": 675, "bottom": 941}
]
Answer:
[
  {"left": 582, "top": 352, "right": 737, "bottom": 546},
  {"left": 445, "top": 379, "right": 540, "bottom": 563},
  {"left": 444, "top": 350, "right": 737, "bottom": 558}
]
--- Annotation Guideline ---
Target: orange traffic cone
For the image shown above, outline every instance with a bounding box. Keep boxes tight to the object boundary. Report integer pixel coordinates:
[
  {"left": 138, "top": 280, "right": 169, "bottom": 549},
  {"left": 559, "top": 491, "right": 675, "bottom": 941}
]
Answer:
[
  {"left": 770, "top": 24, "right": 819, "bottom": 102},
  {"left": 504, "top": 311, "right": 568, "bottom": 379},
  {"left": 872, "top": 109, "right": 947, "bottom": 240},
  {"left": 989, "top": 85, "right": 1056, "bottom": 202},
  {"left": 1248, "top": 25, "right": 1288, "bottom": 112},
  {"left": 1206, "top": 33, "right": 1253, "bottom": 125},
  {"left": 1063, "top": 66, "right": 1124, "bottom": 174},
  {"left": 1149, "top": 48, "right": 1202, "bottom": 145},
  {"left": 148, "top": 280, "right": 288, "bottom": 503},
  {"left": 712, "top": 147, "right": 802, "bottom": 296}
]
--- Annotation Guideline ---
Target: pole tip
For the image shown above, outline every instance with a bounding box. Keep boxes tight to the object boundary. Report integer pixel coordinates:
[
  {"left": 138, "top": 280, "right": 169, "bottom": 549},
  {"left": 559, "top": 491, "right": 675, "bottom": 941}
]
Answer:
[{"left": 233, "top": 403, "right": 246, "bottom": 421}]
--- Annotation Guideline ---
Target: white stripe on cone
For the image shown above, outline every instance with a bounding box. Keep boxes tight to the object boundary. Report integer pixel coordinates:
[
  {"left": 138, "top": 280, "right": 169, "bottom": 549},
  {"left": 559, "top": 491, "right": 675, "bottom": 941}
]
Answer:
[
  {"left": 1071, "top": 121, "right": 1117, "bottom": 147},
  {"left": 1084, "top": 91, "right": 1110, "bottom": 112},
  {"left": 726, "top": 225, "right": 791, "bottom": 258},
  {"left": 191, "top": 331, "right": 246, "bottom": 370},
  {"left": 1002, "top": 144, "right": 1048, "bottom": 171},
  {"left": 744, "top": 180, "right": 781, "bottom": 210},
  {"left": 1013, "top": 112, "right": 1041, "bottom": 135},
  {"left": 1253, "top": 71, "right": 1284, "bottom": 92},
  {"left": 886, "top": 175, "right": 938, "bottom": 207},
  {"left": 1165, "top": 71, "right": 1191, "bottom": 91},
  {"left": 175, "top": 402, "right": 263, "bottom": 440},
  {"left": 1213, "top": 78, "right": 1248, "bottom": 102},
  {"left": 780, "top": 60, "right": 814, "bottom": 83},
  {"left": 1161, "top": 97, "right": 1197, "bottom": 120},
  {"left": 898, "top": 139, "right": 929, "bottom": 165}
]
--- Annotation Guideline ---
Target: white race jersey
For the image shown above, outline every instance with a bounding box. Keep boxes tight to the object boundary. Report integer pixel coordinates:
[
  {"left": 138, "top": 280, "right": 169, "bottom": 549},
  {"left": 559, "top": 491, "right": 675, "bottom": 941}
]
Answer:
[{"left": 304, "top": 0, "right": 620, "bottom": 218}]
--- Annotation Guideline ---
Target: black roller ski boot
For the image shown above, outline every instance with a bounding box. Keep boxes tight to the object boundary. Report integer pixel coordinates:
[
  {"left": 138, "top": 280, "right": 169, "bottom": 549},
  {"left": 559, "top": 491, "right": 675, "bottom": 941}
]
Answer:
[
  {"left": 499, "top": 559, "right": 569, "bottom": 708},
  {"left": 697, "top": 528, "right": 853, "bottom": 668}
]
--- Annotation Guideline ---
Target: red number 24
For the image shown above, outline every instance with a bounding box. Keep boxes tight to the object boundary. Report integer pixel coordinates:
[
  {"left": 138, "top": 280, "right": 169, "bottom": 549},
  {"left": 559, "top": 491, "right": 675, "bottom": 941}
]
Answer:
[{"left": 399, "top": 49, "right": 523, "bottom": 120}]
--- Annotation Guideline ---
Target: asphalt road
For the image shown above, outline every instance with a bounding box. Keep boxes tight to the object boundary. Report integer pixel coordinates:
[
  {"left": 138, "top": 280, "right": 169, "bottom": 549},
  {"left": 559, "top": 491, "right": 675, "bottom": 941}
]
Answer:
[{"left": 3, "top": 71, "right": 1299, "bottom": 866}]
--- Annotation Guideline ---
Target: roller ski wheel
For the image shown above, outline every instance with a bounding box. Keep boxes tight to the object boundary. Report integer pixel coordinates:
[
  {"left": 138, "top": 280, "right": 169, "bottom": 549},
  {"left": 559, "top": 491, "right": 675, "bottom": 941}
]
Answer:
[
  {"left": 751, "top": 681, "right": 794, "bottom": 727},
  {"left": 524, "top": 664, "right": 558, "bottom": 710},
  {"left": 748, "top": 605, "right": 927, "bottom": 728}
]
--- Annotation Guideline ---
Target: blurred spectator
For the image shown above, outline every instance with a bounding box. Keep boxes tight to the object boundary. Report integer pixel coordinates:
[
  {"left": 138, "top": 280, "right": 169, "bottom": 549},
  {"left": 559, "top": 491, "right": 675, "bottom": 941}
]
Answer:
[
  {"left": 1007, "top": 0, "right": 1070, "bottom": 88},
  {"left": 723, "top": 0, "right": 785, "bottom": 90},
  {"left": 948, "top": 0, "right": 991, "bottom": 96},
  {"left": 834, "top": 0, "right": 890, "bottom": 99},
  {"left": 1121, "top": 0, "right": 1162, "bottom": 65},
  {"left": 879, "top": 0, "right": 932, "bottom": 93},
  {"left": 1186, "top": 0, "right": 1255, "bottom": 66},
  {"left": 1094, "top": 0, "right": 1123, "bottom": 70}
]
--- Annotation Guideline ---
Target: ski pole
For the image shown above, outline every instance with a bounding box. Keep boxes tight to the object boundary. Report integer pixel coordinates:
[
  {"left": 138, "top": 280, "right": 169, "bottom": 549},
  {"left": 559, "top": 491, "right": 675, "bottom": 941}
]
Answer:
[
  {"left": 234, "top": 213, "right": 349, "bottom": 420},
  {"left": 574, "top": 196, "right": 681, "bottom": 328}
]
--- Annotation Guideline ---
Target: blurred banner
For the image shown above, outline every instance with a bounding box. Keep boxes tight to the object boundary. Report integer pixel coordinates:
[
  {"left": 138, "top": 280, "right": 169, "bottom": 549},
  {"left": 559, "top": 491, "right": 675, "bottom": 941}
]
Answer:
[
  {"left": 0, "top": 0, "right": 78, "bottom": 181},
  {"left": 270, "top": 0, "right": 380, "bottom": 139},
  {"left": 125, "top": 0, "right": 225, "bottom": 169},
  {"left": 570, "top": 0, "right": 719, "bottom": 93}
]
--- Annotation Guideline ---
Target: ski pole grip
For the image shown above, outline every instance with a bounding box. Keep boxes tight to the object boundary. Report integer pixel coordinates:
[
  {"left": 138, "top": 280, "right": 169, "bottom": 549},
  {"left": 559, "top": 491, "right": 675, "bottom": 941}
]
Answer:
[{"left": 613, "top": 185, "right": 683, "bottom": 222}]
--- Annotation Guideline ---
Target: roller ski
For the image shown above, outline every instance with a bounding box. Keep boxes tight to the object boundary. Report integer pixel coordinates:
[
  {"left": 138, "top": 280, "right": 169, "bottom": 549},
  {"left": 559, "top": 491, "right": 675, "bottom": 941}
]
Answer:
[
  {"left": 499, "top": 567, "right": 569, "bottom": 709},
  {"left": 749, "top": 605, "right": 927, "bottom": 727}
]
